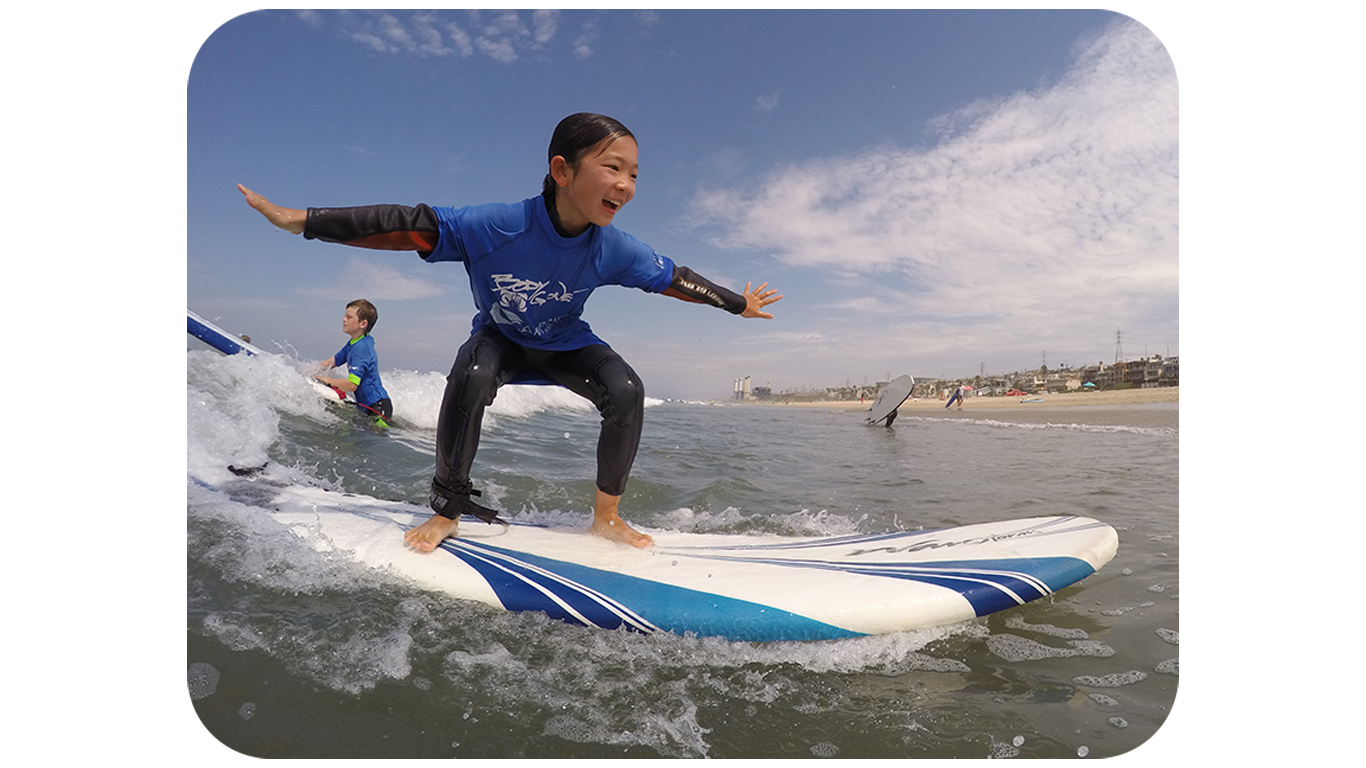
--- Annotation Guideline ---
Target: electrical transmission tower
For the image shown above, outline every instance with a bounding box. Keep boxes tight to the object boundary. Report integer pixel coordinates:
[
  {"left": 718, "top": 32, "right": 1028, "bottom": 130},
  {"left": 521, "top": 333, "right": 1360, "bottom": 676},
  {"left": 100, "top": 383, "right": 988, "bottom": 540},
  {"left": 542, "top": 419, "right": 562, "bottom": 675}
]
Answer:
[{"left": 1115, "top": 331, "right": 1123, "bottom": 364}]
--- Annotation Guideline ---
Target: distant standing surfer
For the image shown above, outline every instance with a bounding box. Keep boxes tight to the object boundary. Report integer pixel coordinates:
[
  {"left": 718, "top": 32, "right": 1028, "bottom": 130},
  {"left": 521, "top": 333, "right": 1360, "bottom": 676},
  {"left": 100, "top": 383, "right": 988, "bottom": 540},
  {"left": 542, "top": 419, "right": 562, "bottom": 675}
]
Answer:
[
  {"left": 946, "top": 385, "right": 965, "bottom": 410},
  {"left": 239, "top": 113, "right": 782, "bottom": 552}
]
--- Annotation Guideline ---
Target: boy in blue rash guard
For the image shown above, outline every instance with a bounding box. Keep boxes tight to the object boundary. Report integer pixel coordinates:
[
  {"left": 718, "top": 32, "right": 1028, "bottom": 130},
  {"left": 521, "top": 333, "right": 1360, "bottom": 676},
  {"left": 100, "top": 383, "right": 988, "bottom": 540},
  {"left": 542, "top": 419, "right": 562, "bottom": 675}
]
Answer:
[
  {"left": 315, "top": 299, "right": 394, "bottom": 428},
  {"left": 238, "top": 113, "right": 782, "bottom": 552}
]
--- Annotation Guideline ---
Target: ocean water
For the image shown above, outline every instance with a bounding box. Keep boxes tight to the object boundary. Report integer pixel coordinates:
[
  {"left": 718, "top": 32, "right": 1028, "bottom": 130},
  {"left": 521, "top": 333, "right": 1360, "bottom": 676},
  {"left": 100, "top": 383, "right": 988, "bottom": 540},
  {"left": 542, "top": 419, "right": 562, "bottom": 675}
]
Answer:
[{"left": 186, "top": 348, "right": 1178, "bottom": 759}]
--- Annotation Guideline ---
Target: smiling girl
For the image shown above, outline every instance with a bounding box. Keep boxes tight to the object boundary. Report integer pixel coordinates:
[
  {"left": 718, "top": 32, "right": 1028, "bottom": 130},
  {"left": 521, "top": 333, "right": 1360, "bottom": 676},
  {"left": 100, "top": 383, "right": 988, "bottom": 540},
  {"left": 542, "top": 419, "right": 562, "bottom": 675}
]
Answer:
[{"left": 239, "top": 113, "right": 781, "bottom": 552}]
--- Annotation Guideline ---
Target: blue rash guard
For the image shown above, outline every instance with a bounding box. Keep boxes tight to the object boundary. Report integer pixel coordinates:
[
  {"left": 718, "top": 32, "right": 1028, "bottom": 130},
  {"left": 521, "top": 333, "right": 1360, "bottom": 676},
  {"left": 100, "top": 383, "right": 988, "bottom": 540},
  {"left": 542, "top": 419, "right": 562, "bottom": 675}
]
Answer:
[
  {"left": 423, "top": 197, "right": 675, "bottom": 351},
  {"left": 300, "top": 194, "right": 753, "bottom": 514},
  {"left": 331, "top": 333, "right": 390, "bottom": 409}
]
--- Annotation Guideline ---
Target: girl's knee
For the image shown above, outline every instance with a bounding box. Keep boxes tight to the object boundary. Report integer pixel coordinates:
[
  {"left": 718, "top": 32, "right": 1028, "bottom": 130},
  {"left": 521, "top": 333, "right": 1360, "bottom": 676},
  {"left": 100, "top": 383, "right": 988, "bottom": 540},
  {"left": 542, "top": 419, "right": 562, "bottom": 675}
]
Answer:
[
  {"left": 448, "top": 340, "right": 501, "bottom": 407},
  {"left": 596, "top": 359, "right": 643, "bottom": 427}
]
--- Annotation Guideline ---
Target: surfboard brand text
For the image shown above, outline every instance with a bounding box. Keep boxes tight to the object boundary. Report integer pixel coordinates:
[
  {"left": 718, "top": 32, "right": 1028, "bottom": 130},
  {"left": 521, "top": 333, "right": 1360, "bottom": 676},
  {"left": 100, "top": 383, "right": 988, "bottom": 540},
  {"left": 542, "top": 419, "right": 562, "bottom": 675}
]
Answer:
[{"left": 846, "top": 529, "right": 1039, "bottom": 558}]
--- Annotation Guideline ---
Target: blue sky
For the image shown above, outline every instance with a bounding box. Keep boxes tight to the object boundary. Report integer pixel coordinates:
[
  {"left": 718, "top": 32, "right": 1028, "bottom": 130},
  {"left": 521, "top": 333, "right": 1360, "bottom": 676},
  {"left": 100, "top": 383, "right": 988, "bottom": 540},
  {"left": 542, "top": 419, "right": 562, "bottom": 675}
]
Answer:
[{"left": 187, "top": 9, "right": 1175, "bottom": 399}]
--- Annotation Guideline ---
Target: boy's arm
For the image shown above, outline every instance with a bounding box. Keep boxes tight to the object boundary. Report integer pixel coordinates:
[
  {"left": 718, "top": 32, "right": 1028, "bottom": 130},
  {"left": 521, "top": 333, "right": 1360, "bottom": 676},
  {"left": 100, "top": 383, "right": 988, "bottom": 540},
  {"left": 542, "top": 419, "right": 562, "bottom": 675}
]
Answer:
[
  {"left": 315, "top": 350, "right": 346, "bottom": 386},
  {"left": 314, "top": 352, "right": 356, "bottom": 392},
  {"left": 314, "top": 373, "right": 358, "bottom": 393}
]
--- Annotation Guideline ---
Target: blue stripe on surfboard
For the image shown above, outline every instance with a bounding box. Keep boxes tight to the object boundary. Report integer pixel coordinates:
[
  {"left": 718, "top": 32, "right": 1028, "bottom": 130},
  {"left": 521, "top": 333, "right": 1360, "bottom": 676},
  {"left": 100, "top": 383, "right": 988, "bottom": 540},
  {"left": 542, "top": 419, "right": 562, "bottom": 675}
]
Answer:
[
  {"left": 449, "top": 544, "right": 661, "bottom": 634},
  {"left": 441, "top": 539, "right": 867, "bottom": 642},
  {"left": 668, "top": 554, "right": 1096, "bottom": 617}
]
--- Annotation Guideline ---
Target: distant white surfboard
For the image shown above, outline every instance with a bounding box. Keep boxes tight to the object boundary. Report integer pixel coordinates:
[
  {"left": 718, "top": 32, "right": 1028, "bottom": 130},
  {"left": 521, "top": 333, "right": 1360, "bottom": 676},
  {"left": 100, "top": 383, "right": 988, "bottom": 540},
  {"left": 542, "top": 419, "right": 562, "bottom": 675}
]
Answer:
[
  {"left": 188, "top": 309, "right": 266, "bottom": 356},
  {"left": 865, "top": 375, "right": 914, "bottom": 425}
]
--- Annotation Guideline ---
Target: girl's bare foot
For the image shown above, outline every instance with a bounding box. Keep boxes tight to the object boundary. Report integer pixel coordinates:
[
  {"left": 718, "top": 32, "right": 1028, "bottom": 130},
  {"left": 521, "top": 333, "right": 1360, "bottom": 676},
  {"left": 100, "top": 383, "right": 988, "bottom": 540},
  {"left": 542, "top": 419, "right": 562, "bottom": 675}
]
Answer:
[
  {"left": 589, "top": 515, "right": 655, "bottom": 548},
  {"left": 404, "top": 514, "right": 460, "bottom": 552},
  {"left": 590, "top": 489, "right": 654, "bottom": 548}
]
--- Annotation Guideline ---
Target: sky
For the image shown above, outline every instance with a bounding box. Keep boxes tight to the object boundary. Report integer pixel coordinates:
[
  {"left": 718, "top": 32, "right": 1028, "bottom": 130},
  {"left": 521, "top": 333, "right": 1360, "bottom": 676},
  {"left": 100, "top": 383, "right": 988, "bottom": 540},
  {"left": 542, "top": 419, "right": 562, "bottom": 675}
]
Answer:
[{"left": 187, "top": 9, "right": 1176, "bottom": 400}]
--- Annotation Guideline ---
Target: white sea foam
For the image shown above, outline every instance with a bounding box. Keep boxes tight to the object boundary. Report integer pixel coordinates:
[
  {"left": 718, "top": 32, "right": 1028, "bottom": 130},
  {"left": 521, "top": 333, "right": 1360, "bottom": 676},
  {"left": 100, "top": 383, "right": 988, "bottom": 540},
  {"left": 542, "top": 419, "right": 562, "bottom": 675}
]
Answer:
[
  {"left": 906, "top": 414, "right": 1175, "bottom": 438},
  {"left": 187, "top": 662, "right": 220, "bottom": 700},
  {"left": 1071, "top": 670, "right": 1148, "bottom": 687},
  {"left": 986, "top": 634, "right": 1115, "bottom": 662}
]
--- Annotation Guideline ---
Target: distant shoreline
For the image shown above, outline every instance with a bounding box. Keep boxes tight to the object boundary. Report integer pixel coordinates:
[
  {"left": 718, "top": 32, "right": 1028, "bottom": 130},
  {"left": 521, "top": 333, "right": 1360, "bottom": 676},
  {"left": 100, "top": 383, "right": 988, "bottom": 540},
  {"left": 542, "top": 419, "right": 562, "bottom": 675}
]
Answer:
[{"left": 733, "top": 386, "right": 1178, "bottom": 413}]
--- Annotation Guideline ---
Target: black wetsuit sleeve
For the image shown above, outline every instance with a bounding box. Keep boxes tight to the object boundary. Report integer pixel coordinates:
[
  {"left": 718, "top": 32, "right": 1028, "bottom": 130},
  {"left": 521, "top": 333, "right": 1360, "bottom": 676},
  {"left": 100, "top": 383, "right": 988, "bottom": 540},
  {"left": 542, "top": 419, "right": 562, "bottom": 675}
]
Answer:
[
  {"left": 664, "top": 265, "right": 748, "bottom": 314},
  {"left": 304, "top": 204, "right": 442, "bottom": 255}
]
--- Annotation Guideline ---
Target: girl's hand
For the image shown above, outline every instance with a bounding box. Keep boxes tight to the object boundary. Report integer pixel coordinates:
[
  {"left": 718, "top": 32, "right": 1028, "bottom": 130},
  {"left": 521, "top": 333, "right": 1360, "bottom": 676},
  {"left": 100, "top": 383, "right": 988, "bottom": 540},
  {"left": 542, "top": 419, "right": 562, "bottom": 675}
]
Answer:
[
  {"left": 740, "top": 282, "right": 783, "bottom": 319},
  {"left": 238, "top": 183, "right": 306, "bottom": 234}
]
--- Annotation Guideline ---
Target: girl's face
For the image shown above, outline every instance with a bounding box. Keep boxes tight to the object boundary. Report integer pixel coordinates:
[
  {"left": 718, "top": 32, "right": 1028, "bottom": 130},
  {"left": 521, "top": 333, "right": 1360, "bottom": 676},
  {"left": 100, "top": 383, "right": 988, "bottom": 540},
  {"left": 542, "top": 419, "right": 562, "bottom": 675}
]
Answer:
[{"left": 551, "top": 136, "right": 638, "bottom": 234}]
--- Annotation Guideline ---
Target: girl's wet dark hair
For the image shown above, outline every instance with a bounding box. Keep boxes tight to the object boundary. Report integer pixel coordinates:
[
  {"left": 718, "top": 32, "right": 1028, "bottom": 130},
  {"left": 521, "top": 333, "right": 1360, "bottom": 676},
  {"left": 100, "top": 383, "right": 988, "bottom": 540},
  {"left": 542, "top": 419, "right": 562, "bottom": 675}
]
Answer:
[{"left": 542, "top": 113, "right": 636, "bottom": 201}]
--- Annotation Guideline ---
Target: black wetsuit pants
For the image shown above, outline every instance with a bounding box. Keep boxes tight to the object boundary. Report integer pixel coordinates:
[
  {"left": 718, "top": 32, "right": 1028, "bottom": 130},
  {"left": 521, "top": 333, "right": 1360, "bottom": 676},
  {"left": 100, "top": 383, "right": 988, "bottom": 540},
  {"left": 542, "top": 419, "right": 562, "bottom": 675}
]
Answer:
[{"left": 431, "top": 327, "right": 645, "bottom": 511}]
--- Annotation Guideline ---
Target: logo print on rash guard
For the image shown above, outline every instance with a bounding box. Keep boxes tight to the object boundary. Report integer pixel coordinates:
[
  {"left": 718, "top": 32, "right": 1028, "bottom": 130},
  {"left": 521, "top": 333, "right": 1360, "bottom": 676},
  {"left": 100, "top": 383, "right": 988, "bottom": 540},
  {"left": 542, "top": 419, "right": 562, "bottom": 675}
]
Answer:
[{"left": 489, "top": 274, "right": 588, "bottom": 338}]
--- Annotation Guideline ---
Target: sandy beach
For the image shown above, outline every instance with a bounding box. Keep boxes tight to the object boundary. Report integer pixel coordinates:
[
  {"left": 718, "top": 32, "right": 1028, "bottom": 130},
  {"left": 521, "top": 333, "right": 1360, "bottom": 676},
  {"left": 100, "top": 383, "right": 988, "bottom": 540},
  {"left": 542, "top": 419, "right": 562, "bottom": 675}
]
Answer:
[{"left": 744, "top": 386, "right": 1179, "bottom": 428}]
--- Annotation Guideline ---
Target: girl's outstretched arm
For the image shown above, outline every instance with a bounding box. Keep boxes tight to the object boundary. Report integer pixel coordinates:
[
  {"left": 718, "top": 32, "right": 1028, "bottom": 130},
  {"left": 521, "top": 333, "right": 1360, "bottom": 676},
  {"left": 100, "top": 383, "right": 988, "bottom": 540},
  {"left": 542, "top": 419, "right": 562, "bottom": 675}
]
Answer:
[
  {"left": 664, "top": 265, "right": 781, "bottom": 318},
  {"left": 238, "top": 183, "right": 441, "bottom": 252}
]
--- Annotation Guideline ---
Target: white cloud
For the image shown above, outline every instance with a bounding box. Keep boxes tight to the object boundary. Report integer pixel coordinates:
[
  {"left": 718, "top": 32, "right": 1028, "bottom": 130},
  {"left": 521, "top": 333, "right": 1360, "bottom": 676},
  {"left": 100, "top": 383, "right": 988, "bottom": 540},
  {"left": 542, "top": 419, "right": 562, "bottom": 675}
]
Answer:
[
  {"left": 444, "top": 22, "right": 474, "bottom": 58},
  {"left": 350, "top": 11, "right": 471, "bottom": 58},
  {"left": 688, "top": 19, "right": 1177, "bottom": 372},
  {"left": 469, "top": 12, "right": 518, "bottom": 63},
  {"left": 328, "top": 10, "right": 559, "bottom": 62},
  {"left": 754, "top": 91, "right": 781, "bottom": 115},
  {"left": 295, "top": 10, "right": 322, "bottom": 28},
  {"left": 531, "top": 10, "right": 559, "bottom": 48},
  {"left": 573, "top": 22, "right": 597, "bottom": 60},
  {"left": 297, "top": 256, "right": 448, "bottom": 302}
]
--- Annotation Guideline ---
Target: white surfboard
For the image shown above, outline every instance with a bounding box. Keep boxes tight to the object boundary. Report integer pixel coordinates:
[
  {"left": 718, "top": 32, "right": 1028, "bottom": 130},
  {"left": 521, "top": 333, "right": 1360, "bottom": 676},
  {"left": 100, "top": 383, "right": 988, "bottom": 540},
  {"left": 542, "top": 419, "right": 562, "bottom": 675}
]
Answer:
[
  {"left": 188, "top": 309, "right": 266, "bottom": 356},
  {"left": 198, "top": 474, "right": 1118, "bottom": 642},
  {"left": 865, "top": 375, "right": 914, "bottom": 425}
]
